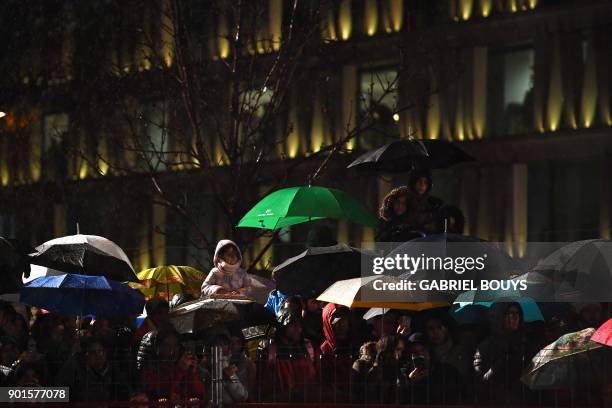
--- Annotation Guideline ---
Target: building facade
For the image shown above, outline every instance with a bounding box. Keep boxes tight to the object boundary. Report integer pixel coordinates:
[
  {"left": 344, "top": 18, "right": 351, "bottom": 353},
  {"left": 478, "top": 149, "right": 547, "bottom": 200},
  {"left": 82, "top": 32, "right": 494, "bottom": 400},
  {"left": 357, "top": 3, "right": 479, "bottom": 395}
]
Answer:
[{"left": 1, "top": 0, "right": 611, "bottom": 271}]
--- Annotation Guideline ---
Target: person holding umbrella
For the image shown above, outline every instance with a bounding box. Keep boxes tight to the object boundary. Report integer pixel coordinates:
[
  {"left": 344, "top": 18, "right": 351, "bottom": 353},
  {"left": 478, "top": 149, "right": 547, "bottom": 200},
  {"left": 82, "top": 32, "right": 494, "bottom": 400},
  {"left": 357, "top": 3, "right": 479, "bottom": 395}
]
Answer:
[
  {"left": 407, "top": 169, "right": 445, "bottom": 234},
  {"left": 201, "top": 240, "right": 253, "bottom": 297}
]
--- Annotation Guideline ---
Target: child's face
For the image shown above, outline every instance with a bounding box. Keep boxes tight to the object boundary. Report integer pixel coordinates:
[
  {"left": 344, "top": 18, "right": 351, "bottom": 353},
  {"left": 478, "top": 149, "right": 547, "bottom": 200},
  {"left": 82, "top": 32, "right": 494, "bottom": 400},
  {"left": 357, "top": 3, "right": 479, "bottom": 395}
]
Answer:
[{"left": 221, "top": 246, "right": 239, "bottom": 265}]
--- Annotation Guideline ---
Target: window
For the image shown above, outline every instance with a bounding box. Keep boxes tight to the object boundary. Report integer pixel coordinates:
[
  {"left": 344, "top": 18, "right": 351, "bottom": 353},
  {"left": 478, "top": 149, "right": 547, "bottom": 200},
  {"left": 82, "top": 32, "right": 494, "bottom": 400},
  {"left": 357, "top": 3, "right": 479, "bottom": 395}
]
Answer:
[
  {"left": 165, "top": 192, "right": 215, "bottom": 269},
  {"left": 528, "top": 159, "right": 600, "bottom": 241},
  {"left": 139, "top": 101, "right": 169, "bottom": 171},
  {"left": 241, "top": 87, "right": 274, "bottom": 160},
  {"left": 488, "top": 45, "right": 534, "bottom": 137},
  {"left": 358, "top": 68, "right": 399, "bottom": 149},
  {"left": 42, "top": 113, "right": 69, "bottom": 180}
]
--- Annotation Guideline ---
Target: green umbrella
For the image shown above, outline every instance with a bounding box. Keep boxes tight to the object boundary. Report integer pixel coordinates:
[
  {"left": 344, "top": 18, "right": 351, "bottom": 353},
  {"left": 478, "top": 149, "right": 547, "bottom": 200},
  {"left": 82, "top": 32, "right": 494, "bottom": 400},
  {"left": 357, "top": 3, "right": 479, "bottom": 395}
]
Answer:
[{"left": 237, "top": 186, "right": 378, "bottom": 230}]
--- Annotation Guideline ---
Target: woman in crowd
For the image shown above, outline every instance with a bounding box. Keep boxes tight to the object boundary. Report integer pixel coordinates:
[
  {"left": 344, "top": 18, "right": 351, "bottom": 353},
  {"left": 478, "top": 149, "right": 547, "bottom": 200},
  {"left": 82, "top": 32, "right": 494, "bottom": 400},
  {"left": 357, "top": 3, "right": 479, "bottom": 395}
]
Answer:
[
  {"left": 318, "top": 303, "right": 353, "bottom": 402},
  {"left": 376, "top": 186, "right": 417, "bottom": 242},
  {"left": 473, "top": 302, "right": 536, "bottom": 405},
  {"left": 367, "top": 334, "right": 408, "bottom": 404}
]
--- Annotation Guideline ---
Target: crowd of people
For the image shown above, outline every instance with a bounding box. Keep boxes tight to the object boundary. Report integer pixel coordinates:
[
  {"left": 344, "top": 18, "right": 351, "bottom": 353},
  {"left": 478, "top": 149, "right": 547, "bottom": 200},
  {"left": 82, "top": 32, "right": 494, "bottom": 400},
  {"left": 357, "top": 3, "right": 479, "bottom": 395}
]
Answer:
[
  {"left": 0, "top": 169, "right": 610, "bottom": 406},
  {"left": 0, "top": 294, "right": 609, "bottom": 405}
]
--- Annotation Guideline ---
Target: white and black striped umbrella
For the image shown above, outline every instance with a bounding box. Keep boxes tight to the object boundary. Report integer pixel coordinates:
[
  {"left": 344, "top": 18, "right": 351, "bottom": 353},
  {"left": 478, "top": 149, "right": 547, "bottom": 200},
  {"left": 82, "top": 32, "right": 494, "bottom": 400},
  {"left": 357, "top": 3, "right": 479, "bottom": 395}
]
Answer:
[{"left": 30, "top": 234, "right": 138, "bottom": 282}]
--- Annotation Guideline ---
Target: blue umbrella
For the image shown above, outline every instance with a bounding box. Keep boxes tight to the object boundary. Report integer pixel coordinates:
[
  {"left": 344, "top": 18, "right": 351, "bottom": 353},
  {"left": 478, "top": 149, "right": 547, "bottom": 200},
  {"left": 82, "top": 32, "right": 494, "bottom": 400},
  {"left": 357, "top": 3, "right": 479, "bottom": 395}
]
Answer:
[
  {"left": 452, "top": 289, "right": 544, "bottom": 323},
  {"left": 21, "top": 273, "right": 145, "bottom": 316}
]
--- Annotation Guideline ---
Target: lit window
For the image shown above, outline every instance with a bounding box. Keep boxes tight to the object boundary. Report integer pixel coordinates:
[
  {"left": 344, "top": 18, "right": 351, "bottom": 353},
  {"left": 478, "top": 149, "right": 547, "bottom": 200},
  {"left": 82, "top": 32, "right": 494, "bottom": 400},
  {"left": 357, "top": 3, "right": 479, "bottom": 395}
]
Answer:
[
  {"left": 487, "top": 45, "right": 534, "bottom": 137},
  {"left": 139, "top": 101, "right": 169, "bottom": 171},
  {"left": 358, "top": 68, "right": 399, "bottom": 149}
]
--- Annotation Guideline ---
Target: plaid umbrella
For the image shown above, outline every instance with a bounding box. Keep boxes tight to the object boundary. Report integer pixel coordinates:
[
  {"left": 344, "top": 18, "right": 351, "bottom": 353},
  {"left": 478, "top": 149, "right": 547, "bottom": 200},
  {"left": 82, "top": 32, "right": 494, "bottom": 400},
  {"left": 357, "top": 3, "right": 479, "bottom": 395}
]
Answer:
[{"left": 521, "top": 328, "right": 606, "bottom": 390}]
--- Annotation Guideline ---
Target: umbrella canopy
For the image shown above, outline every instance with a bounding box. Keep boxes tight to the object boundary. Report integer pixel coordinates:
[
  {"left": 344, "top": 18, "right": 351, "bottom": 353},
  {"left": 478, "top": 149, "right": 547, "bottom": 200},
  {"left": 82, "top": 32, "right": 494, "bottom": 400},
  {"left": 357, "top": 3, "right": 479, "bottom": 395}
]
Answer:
[
  {"left": 347, "top": 140, "right": 474, "bottom": 174},
  {"left": 272, "top": 244, "right": 375, "bottom": 299},
  {"left": 23, "top": 264, "right": 65, "bottom": 284},
  {"left": 592, "top": 318, "right": 612, "bottom": 347},
  {"left": 237, "top": 186, "right": 377, "bottom": 230},
  {"left": 452, "top": 290, "right": 544, "bottom": 323},
  {"left": 169, "top": 297, "right": 275, "bottom": 334},
  {"left": 30, "top": 234, "right": 137, "bottom": 282},
  {"left": 316, "top": 276, "right": 448, "bottom": 310},
  {"left": 0, "top": 237, "right": 33, "bottom": 294},
  {"left": 521, "top": 328, "right": 606, "bottom": 390},
  {"left": 21, "top": 273, "right": 145, "bottom": 316},
  {"left": 531, "top": 239, "right": 612, "bottom": 302},
  {"left": 131, "top": 265, "right": 205, "bottom": 300}
]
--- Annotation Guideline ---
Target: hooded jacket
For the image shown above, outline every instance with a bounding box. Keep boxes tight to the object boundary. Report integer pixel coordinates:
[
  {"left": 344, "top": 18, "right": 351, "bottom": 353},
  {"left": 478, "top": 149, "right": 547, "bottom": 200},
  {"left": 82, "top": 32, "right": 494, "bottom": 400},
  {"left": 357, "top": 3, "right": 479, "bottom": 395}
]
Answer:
[
  {"left": 201, "top": 240, "right": 253, "bottom": 297},
  {"left": 320, "top": 303, "right": 348, "bottom": 355},
  {"left": 318, "top": 303, "right": 353, "bottom": 402}
]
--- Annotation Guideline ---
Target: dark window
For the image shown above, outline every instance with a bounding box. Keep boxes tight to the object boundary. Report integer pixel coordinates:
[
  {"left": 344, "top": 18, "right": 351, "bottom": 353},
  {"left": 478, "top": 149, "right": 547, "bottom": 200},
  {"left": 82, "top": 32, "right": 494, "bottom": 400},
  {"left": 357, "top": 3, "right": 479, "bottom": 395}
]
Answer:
[
  {"left": 528, "top": 159, "right": 600, "bottom": 241},
  {"left": 487, "top": 45, "right": 534, "bottom": 137}
]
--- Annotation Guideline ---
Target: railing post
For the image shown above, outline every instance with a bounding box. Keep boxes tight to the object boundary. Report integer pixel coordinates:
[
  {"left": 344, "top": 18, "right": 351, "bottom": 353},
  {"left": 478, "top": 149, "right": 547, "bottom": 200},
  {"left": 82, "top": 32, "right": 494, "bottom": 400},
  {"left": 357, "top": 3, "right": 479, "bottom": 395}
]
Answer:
[{"left": 211, "top": 345, "right": 223, "bottom": 408}]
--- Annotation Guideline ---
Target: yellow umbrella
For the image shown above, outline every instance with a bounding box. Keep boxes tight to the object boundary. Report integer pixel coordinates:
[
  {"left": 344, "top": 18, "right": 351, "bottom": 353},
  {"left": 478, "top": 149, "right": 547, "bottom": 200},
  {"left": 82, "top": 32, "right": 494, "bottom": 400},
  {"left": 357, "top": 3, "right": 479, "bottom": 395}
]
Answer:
[
  {"left": 316, "top": 276, "right": 448, "bottom": 311},
  {"left": 130, "top": 265, "right": 205, "bottom": 301}
]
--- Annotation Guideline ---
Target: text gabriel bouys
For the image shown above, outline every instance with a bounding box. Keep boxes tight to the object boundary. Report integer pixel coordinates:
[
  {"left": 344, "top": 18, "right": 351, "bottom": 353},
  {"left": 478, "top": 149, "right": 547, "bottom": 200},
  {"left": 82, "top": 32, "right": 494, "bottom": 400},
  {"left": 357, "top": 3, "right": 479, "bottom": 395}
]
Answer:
[{"left": 372, "top": 279, "right": 528, "bottom": 292}]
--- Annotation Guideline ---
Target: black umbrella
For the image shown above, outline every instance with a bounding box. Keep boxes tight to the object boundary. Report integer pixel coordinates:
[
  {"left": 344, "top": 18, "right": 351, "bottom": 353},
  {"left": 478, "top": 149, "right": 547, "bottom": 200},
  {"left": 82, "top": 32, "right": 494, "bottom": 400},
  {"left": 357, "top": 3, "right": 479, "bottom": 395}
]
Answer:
[
  {"left": 347, "top": 140, "right": 474, "bottom": 174},
  {"left": 272, "top": 244, "right": 375, "bottom": 299},
  {"left": 30, "top": 234, "right": 138, "bottom": 282},
  {"left": 169, "top": 298, "right": 275, "bottom": 334},
  {"left": 531, "top": 239, "right": 612, "bottom": 302},
  {"left": 0, "top": 237, "right": 33, "bottom": 294}
]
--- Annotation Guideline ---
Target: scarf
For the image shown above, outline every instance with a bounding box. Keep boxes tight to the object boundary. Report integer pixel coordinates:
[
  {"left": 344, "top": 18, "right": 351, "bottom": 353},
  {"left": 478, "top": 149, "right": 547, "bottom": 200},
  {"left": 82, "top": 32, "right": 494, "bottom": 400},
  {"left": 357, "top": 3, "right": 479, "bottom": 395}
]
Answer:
[{"left": 218, "top": 260, "right": 241, "bottom": 274}]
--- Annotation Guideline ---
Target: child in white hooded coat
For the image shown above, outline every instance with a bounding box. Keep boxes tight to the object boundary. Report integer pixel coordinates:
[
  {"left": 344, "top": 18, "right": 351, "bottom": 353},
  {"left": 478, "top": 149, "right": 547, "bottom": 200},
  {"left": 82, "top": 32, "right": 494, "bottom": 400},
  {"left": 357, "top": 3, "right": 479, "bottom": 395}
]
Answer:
[{"left": 201, "top": 240, "right": 253, "bottom": 297}]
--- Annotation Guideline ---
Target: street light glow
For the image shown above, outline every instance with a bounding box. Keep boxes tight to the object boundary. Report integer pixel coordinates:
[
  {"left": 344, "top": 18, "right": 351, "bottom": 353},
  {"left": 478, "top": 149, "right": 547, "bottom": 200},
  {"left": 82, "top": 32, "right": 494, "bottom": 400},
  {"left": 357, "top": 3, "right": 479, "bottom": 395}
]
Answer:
[{"left": 0, "top": 112, "right": 5, "bottom": 118}]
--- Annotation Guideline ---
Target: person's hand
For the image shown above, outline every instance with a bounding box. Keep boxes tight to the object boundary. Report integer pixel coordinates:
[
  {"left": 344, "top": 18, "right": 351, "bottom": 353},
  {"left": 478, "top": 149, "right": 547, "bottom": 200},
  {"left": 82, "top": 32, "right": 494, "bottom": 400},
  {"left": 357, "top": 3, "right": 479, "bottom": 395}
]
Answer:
[
  {"left": 187, "top": 397, "right": 200, "bottom": 407},
  {"left": 408, "top": 367, "right": 428, "bottom": 381},
  {"left": 178, "top": 351, "right": 197, "bottom": 371},
  {"left": 397, "top": 316, "right": 411, "bottom": 335},
  {"left": 223, "top": 364, "right": 238, "bottom": 379}
]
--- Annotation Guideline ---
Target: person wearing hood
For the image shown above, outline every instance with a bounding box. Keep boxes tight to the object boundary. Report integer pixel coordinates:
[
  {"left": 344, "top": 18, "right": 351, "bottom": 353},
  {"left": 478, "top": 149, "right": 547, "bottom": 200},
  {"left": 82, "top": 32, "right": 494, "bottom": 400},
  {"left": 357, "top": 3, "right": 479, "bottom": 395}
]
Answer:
[
  {"left": 406, "top": 169, "right": 444, "bottom": 234},
  {"left": 318, "top": 303, "right": 352, "bottom": 402},
  {"left": 257, "top": 309, "right": 317, "bottom": 402},
  {"left": 376, "top": 186, "right": 420, "bottom": 242},
  {"left": 473, "top": 302, "right": 537, "bottom": 405},
  {"left": 201, "top": 240, "right": 254, "bottom": 297}
]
